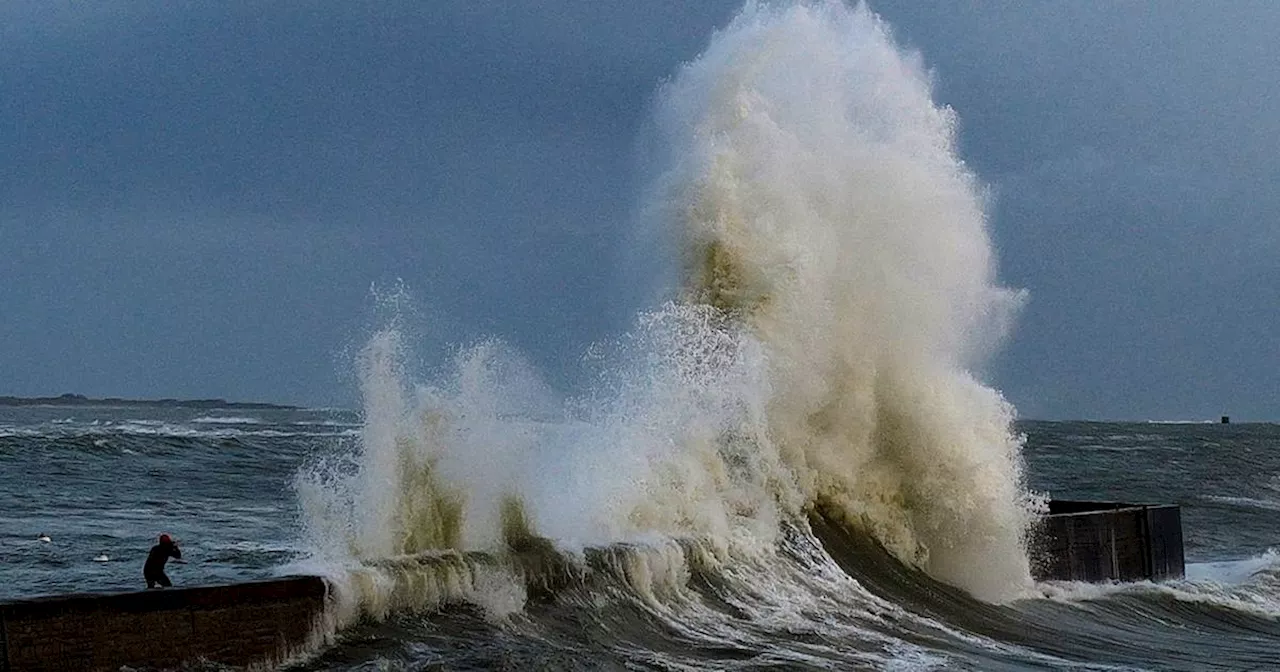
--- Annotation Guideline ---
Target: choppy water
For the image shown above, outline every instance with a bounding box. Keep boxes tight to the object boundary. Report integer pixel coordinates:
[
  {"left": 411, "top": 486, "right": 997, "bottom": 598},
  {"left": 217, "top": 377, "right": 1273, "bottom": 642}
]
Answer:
[
  {"left": 4, "top": 407, "right": 1279, "bottom": 670},
  {"left": 7, "top": 2, "right": 1279, "bottom": 670},
  {"left": 0, "top": 405, "right": 357, "bottom": 595}
]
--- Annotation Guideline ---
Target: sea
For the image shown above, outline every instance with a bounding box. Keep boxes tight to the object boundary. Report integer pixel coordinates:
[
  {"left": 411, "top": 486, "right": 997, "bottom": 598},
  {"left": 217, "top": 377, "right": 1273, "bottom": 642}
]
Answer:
[
  {"left": 3, "top": 407, "right": 1279, "bottom": 670},
  {"left": 5, "top": 2, "right": 1279, "bottom": 670}
]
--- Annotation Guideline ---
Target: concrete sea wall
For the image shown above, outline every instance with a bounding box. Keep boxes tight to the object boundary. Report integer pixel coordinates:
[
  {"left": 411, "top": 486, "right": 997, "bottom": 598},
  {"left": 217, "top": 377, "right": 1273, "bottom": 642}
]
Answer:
[
  {"left": 1, "top": 502, "right": 1187, "bottom": 670},
  {"left": 1032, "top": 501, "right": 1185, "bottom": 582},
  {"left": 0, "top": 576, "right": 327, "bottom": 672}
]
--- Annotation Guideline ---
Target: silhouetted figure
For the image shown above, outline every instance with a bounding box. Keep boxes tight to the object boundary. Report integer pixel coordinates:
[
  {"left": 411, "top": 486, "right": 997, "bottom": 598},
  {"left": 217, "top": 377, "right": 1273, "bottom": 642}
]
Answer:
[{"left": 144, "top": 534, "right": 181, "bottom": 588}]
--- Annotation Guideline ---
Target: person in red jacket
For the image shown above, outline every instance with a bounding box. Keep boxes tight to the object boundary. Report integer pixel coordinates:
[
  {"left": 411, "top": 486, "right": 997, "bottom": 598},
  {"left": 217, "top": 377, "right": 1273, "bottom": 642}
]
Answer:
[{"left": 144, "top": 534, "right": 182, "bottom": 588}]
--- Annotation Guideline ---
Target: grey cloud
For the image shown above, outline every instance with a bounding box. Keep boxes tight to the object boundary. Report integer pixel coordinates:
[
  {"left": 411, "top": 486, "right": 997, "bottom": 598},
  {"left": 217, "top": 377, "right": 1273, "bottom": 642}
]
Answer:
[{"left": 2, "top": 1, "right": 1276, "bottom": 418}]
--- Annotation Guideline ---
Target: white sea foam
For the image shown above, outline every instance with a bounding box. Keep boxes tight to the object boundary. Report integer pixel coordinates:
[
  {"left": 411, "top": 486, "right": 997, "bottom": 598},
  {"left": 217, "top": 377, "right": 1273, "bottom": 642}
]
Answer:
[
  {"left": 1038, "top": 577, "right": 1280, "bottom": 622},
  {"left": 1034, "top": 549, "right": 1280, "bottom": 622},
  {"left": 1186, "top": 550, "right": 1280, "bottom": 584},
  {"left": 215, "top": 540, "right": 302, "bottom": 554},
  {"left": 1203, "top": 495, "right": 1280, "bottom": 512},
  {"left": 191, "top": 415, "right": 263, "bottom": 425},
  {"left": 291, "top": 419, "right": 362, "bottom": 428},
  {"left": 14, "top": 421, "right": 360, "bottom": 441}
]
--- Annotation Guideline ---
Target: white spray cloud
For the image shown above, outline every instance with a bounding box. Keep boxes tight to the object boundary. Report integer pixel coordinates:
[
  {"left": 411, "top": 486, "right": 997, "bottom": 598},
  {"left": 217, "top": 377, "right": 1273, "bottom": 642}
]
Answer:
[
  {"left": 296, "top": 0, "right": 1036, "bottom": 609},
  {"left": 644, "top": 1, "right": 1034, "bottom": 600}
]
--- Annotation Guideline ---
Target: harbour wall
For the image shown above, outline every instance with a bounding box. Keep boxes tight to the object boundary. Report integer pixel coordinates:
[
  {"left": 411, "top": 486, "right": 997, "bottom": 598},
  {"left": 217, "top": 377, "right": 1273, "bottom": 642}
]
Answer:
[
  {"left": 1032, "top": 501, "right": 1185, "bottom": 582},
  {"left": 1, "top": 503, "right": 1187, "bottom": 670},
  {"left": 0, "top": 576, "right": 327, "bottom": 672}
]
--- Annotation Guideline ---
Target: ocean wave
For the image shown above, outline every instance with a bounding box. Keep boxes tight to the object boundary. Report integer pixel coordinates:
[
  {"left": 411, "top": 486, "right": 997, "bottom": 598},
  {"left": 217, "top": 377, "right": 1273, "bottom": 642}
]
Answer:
[
  {"left": 0, "top": 424, "right": 359, "bottom": 443},
  {"left": 191, "top": 415, "right": 264, "bottom": 425},
  {"left": 1187, "top": 550, "right": 1280, "bottom": 584},
  {"left": 276, "top": 2, "right": 1280, "bottom": 669},
  {"left": 288, "top": 511, "right": 1280, "bottom": 671},
  {"left": 294, "top": 525, "right": 985, "bottom": 669},
  {"left": 290, "top": 419, "right": 362, "bottom": 427},
  {"left": 1202, "top": 495, "right": 1280, "bottom": 512}
]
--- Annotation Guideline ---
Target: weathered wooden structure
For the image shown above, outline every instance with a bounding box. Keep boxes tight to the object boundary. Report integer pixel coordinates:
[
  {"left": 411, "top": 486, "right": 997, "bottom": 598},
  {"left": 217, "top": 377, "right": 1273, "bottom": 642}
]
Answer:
[{"left": 1032, "top": 500, "right": 1185, "bottom": 582}]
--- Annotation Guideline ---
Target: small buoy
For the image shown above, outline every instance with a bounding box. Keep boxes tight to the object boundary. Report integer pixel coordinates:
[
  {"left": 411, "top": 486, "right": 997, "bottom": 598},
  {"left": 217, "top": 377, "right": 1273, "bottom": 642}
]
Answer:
[
  {"left": 37, "top": 533, "right": 51, "bottom": 543},
  {"left": 93, "top": 553, "right": 110, "bottom": 562}
]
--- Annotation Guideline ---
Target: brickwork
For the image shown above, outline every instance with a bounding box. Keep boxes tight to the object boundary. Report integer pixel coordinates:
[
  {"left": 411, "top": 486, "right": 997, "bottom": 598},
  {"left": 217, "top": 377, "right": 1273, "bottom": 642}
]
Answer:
[{"left": 0, "top": 576, "right": 326, "bottom": 672}]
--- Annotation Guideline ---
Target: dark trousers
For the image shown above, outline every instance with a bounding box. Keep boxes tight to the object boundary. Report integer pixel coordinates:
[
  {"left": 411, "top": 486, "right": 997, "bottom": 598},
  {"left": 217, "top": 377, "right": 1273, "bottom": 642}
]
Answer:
[{"left": 145, "top": 571, "right": 171, "bottom": 588}]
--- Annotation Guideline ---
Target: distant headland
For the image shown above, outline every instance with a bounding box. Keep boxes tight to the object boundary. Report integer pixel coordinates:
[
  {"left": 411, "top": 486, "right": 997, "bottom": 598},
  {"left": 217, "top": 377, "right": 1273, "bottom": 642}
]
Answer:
[{"left": 0, "top": 393, "right": 296, "bottom": 410}]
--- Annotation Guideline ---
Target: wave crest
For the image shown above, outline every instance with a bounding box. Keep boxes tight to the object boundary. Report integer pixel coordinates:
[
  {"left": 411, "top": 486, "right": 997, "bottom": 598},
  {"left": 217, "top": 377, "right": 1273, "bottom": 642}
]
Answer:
[{"left": 295, "top": 0, "right": 1036, "bottom": 619}]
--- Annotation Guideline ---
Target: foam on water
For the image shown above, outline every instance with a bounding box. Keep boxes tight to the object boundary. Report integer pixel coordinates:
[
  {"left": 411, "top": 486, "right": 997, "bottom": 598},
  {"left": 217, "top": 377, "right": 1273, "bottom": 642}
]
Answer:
[
  {"left": 1030, "top": 549, "right": 1280, "bottom": 624},
  {"left": 1187, "top": 552, "right": 1279, "bottom": 585},
  {"left": 1203, "top": 494, "right": 1280, "bottom": 512},
  {"left": 190, "top": 416, "right": 263, "bottom": 425}
]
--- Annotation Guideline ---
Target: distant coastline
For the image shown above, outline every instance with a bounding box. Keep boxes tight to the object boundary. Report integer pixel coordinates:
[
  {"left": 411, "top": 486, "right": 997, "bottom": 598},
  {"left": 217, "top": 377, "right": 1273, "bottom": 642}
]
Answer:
[{"left": 0, "top": 393, "right": 296, "bottom": 410}]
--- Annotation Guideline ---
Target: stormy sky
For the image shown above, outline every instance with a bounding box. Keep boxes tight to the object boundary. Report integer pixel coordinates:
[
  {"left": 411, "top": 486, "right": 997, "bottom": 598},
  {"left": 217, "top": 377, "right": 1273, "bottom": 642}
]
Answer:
[{"left": 2, "top": 2, "right": 1276, "bottom": 420}]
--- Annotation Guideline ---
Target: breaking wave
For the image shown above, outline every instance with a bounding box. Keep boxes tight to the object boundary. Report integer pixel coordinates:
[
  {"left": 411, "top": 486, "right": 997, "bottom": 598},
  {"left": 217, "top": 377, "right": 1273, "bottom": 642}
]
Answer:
[
  {"left": 296, "top": 0, "right": 1032, "bottom": 627},
  {"left": 282, "top": 5, "right": 1280, "bottom": 669}
]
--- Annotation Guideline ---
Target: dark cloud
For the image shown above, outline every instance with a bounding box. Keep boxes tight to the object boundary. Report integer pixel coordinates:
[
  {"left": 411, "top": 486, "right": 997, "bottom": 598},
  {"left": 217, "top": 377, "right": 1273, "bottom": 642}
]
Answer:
[
  {"left": 868, "top": 1, "right": 1280, "bottom": 420},
  {"left": 0, "top": 1, "right": 741, "bottom": 405},
  {"left": 2, "top": 1, "right": 1276, "bottom": 418}
]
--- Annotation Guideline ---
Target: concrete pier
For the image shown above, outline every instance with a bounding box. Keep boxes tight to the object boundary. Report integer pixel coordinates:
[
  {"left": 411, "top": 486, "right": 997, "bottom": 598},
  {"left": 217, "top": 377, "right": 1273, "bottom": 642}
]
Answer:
[
  {"left": 1032, "top": 500, "right": 1185, "bottom": 582},
  {"left": 0, "top": 576, "right": 327, "bottom": 672}
]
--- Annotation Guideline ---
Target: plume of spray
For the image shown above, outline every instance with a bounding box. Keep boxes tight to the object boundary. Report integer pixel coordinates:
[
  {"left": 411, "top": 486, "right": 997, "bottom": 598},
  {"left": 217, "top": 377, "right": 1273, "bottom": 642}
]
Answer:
[
  {"left": 643, "top": 0, "right": 1036, "bottom": 600},
  {"left": 296, "top": 0, "right": 1038, "bottom": 613}
]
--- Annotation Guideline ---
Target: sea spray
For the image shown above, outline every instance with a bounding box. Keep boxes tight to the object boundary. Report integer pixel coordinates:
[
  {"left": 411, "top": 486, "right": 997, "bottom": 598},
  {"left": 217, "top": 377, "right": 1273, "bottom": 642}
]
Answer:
[
  {"left": 296, "top": 0, "right": 1036, "bottom": 620},
  {"left": 645, "top": 1, "right": 1035, "bottom": 600}
]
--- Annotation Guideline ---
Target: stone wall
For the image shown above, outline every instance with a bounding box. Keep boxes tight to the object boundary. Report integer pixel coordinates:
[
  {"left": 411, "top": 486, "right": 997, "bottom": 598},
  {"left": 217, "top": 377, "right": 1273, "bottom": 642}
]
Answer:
[
  {"left": 0, "top": 576, "right": 327, "bottom": 672},
  {"left": 1032, "top": 501, "right": 1184, "bottom": 582}
]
